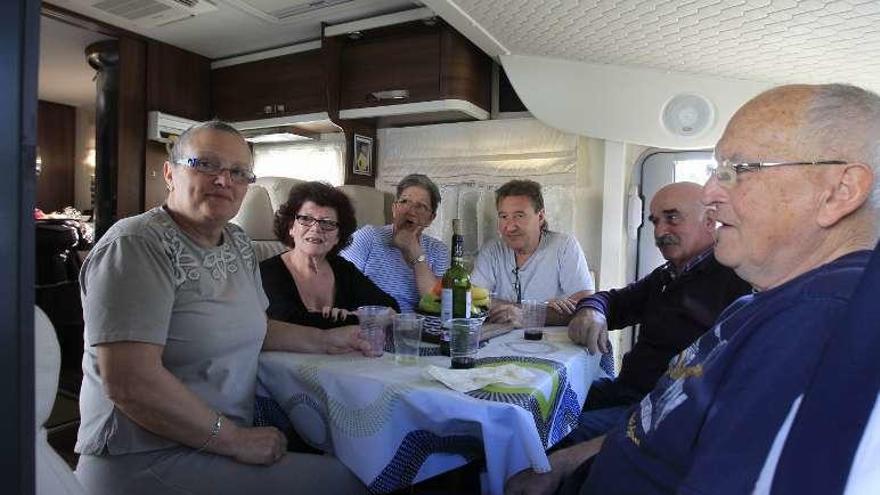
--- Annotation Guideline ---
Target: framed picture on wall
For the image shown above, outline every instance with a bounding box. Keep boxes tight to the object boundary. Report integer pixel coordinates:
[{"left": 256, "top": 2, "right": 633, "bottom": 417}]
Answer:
[{"left": 353, "top": 134, "right": 373, "bottom": 177}]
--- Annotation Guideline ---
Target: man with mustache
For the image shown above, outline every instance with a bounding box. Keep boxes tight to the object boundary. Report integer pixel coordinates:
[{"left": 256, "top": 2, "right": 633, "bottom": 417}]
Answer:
[{"left": 565, "top": 181, "right": 751, "bottom": 442}]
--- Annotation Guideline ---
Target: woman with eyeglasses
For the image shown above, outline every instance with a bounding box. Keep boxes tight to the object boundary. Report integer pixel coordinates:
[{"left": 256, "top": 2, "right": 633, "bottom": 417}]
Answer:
[
  {"left": 260, "top": 181, "right": 399, "bottom": 331},
  {"left": 339, "top": 174, "right": 450, "bottom": 311},
  {"left": 75, "top": 122, "right": 368, "bottom": 495}
]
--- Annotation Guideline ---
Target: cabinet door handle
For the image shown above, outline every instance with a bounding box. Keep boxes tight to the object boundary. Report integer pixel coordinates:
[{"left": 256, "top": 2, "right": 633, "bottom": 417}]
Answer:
[{"left": 369, "top": 89, "right": 409, "bottom": 102}]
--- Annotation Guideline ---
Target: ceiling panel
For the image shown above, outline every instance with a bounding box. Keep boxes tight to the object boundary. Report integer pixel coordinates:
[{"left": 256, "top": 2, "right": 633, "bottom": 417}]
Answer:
[
  {"left": 46, "top": 0, "right": 422, "bottom": 59},
  {"left": 437, "top": 0, "right": 880, "bottom": 95}
]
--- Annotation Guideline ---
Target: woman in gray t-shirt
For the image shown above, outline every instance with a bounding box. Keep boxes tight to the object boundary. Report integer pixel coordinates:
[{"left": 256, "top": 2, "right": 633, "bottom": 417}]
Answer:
[{"left": 75, "top": 123, "right": 369, "bottom": 495}]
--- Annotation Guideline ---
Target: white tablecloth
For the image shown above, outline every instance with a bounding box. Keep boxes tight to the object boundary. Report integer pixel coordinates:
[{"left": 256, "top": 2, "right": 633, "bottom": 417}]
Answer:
[{"left": 257, "top": 327, "right": 602, "bottom": 494}]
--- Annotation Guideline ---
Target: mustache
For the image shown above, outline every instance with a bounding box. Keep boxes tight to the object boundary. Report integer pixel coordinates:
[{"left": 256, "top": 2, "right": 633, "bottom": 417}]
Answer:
[{"left": 655, "top": 234, "right": 680, "bottom": 248}]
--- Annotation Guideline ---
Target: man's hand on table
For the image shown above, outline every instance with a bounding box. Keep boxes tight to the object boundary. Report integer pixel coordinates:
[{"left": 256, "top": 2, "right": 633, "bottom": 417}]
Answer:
[
  {"left": 568, "top": 308, "right": 609, "bottom": 355},
  {"left": 487, "top": 301, "right": 523, "bottom": 327},
  {"left": 323, "top": 325, "right": 373, "bottom": 356},
  {"left": 547, "top": 297, "right": 578, "bottom": 316},
  {"left": 504, "top": 436, "right": 605, "bottom": 495}
]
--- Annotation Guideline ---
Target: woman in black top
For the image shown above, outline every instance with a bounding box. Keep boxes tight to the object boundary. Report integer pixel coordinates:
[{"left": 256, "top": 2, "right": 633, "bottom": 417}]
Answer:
[{"left": 260, "top": 181, "right": 398, "bottom": 330}]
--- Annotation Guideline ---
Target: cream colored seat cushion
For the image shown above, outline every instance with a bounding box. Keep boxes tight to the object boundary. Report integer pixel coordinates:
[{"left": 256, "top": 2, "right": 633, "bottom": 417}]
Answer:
[
  {"left": 35, "top": 307, "right": 87, "bottom": 495},
  {"left": 337, "top": 184, "right": 392, "bottom": 228}
]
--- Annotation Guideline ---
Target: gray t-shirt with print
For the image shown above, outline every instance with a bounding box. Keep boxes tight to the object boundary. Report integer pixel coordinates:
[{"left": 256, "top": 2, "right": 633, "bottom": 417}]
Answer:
[
  {"left": 471, "top": 230, "right": 594, "bottom": 303},
  {"left": 75, "top": 207, "right": 269, "bottom": 455}
]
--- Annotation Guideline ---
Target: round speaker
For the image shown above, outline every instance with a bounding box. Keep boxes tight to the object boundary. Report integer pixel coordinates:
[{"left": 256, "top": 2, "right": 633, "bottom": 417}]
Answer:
[{"left": 661, "top": 93, "right": 715, "bottom": 137}]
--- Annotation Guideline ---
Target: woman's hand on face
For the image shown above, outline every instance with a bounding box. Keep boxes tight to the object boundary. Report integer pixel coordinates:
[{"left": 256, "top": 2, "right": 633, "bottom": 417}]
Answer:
[
  {"left": 323, "top": 325, "right": 372, "bottom": 356},
  {"left": 391, "top": 216, "right": 424, "bottom": 262},
  {"left": 227, "top": 425, "right": 287, "bottom": 466},
  {"left": 321, "top": 306, "right": 351, "bottom": 322}
]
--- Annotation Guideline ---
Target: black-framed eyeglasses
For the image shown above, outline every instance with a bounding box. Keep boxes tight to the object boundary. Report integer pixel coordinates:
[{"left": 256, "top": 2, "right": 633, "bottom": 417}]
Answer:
[
  {"left": 295, "top": 214, "right": 339, "bottom": 232},
  {"left": 512, "top": 267, "right": 522, "bottom": 304},
  {"left": 176, "top": 157, "right": 257, "bottom": 185},
  {"left": 711, "top": 160, "right": 847, "bottom": 188}
]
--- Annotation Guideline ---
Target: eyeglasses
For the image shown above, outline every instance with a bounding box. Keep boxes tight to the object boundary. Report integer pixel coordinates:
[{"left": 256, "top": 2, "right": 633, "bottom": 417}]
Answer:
[
  {"left": 395, "top": 198, "right": 431, "bottom": 215},
  {"left": 176, "top": 157, "right": 256, "bottom": 185},
  {"left": 512, "top": 267, "right": 522, "bottom": 304},
  {"left": 711, "top": 160, "right": 847, "bottom": 188},
  {"left": 295, "top": 214, "right": 339, "bottom": 232}
]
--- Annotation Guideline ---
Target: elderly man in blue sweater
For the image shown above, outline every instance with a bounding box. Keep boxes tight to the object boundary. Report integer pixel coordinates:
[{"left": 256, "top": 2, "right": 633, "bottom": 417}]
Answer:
[{"left": 506, "top": 83, "right": 880, "bottom": 495}]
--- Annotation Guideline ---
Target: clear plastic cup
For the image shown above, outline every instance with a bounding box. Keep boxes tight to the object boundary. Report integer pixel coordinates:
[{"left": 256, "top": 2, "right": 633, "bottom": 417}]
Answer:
[
  {"left": 521, "top": 300, "right": 547, "bottom": 340},
  {"left": 392, "top": 313, "right": 423, "bottom": 365},
  {"left": 449, "top": 318, "right": 483, "bottom": 369},
  {"left": 357, "top": 305, "right": 392, "bottom": 356}
]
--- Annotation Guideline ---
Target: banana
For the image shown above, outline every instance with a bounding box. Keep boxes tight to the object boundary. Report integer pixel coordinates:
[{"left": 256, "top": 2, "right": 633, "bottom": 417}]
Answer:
[{"left": 472, "top": 286, "right": 489, "bottom": 300}]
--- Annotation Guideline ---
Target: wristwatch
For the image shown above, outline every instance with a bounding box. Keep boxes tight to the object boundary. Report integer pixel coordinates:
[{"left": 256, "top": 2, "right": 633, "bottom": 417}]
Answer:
[{"left": 411, "top": 254, "right": 427, "bottom": 265}]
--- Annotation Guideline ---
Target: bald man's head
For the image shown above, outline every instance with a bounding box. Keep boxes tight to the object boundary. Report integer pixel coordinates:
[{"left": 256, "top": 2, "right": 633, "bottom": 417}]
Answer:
[
  {"left": 705, "top": 83, "right": 879, "bottom": 289},
  {"left": 649, "top": 181, "right": 716, "bottom": 269}
]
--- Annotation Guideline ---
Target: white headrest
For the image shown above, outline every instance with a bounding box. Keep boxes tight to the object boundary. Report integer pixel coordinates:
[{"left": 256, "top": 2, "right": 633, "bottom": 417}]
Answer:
[
  {"left": 338, "top": 184, "right": 391, "bottom": 228},
  {"left": 34, "top": 307, "right": 60, "bottom": 428},
  {"left": 256, "top": 176, "right": 306, "bottom": 212},
  {"left": 231, "top": 185, "right": 276, "bottom": 241}
]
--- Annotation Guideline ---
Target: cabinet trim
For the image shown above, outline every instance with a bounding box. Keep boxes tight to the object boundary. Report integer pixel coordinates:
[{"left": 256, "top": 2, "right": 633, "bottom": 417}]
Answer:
[
  {"left": 211, "top": 40, "right": 322, "bottom": 69},
  {"left": 233, "top": 111, "right": 334, "bottom": 130},
  {"left": 339, "top": 99, "right": 488, "bottom": 120}
]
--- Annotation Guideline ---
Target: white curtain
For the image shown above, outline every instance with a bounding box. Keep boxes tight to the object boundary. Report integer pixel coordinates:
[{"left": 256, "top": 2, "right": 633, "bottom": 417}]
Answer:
[
  {"left": 377, "top": 118, "right": 579, "bottom": 259},
  {"left": 253, "top": 134, "right": 346, "bottom": 185}
]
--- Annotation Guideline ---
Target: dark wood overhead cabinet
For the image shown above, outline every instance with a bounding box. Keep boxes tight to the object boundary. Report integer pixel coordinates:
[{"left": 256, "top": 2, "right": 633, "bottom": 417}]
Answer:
[
  {"left": 337, "top": 22, "right": 492, "bottom": 125},
  {"left": 211, "top": 49, "right": 326, "bottom": 122}
]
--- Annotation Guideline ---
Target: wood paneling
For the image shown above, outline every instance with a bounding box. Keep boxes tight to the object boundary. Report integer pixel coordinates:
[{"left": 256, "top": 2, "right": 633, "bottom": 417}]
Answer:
[
  {"left": 36, "top": 100, "right": 76, "bottom": 212},
  {"left": 116, "top": 36, "right": 146, "bottom": 218},
  {"left": 147, "top": 41, "right": 211, "bottom": 120},
  {"left": 144, "top": 140, "right": 169, "bottom": 210},
  {"left": 338, "top": 21, "right": 491, "bottom": 113},
  {"left": 212, "top": 50, "right": 325, "bottom": 122},
  {"left": 340, "top": 27, "right": 441, "bottom": 109},
  {"left": 439, "top": 28, "right": 492, "bottom": 110}
]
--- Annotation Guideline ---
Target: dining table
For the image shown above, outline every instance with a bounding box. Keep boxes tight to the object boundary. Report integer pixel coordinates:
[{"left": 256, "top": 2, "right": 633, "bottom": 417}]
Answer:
[{"left": 256, "top": 326, "right": 606, "bottom": 494}]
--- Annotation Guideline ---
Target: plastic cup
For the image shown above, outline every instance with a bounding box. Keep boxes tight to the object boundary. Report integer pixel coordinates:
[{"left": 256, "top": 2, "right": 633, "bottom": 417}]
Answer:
[
  {"left": 521, "top": 300, "right": 547, "bottom": 340},
  {"left": 392, "top": 313, "right": 423, "bottom": 364},
  {"left": 357, "top": 306, "right": 392, "bottom": 356},
  {"left": 449, "top": 318, "right": 482, "bottom": 369}
]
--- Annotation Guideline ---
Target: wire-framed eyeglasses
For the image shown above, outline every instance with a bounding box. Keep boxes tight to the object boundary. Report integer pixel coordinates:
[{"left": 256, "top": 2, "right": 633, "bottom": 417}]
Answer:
[
  {"left": 711, "top": 160, "right": 847, "bottom": 188},
  {"left": 295, "top": 214, "right": 339, "bottom": 232},
  {"left": 394, "top": 198, "right": 431, "bottom": 215},
  {"left": 176, "top": 157, "right": 257, "bottom": 185}
]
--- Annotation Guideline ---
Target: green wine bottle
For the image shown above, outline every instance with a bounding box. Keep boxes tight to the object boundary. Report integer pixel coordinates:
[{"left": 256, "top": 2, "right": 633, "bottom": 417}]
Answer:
[{"left": 441, "top": 219, "right": 472, "bottom": 323}]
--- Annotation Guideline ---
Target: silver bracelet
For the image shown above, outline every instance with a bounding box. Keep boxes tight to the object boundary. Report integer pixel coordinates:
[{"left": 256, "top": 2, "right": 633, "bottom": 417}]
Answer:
[{"left": 197, "top": 412, "right": 223, "bottom": 453}]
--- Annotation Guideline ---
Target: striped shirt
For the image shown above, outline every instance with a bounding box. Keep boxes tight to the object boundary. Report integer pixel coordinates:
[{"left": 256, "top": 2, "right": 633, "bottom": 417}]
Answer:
[{"left": 340, "top": 224, "right": 449, "bottom": 312}]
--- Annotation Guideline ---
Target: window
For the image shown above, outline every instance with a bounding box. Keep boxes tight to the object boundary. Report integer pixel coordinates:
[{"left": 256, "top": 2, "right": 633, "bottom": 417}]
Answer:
[
  {"left": 252, "top": 135, "right": 345, "bottom": 185},
  {"left": 674, "top": 158, "right": 715, "bottom": 185}
]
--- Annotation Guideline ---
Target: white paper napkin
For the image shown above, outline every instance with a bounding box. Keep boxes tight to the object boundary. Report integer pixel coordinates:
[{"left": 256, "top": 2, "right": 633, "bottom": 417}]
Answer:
[{"left": 424, "top": 364, "right": 537, "bottom": 392}]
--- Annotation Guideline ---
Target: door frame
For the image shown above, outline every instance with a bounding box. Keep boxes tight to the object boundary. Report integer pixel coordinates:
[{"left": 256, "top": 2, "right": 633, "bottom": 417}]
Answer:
[{"left": 0, "top": 0, "right": 40, "bottom": 492}]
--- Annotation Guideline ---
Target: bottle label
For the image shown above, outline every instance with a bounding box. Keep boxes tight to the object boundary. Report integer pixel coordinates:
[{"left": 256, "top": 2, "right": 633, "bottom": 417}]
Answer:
[
  {"left": 441, "top": 288, "right": 453, "bottom": 324},
  {"left": 463, "top": 290, "right": 472, "bottom": 318}
]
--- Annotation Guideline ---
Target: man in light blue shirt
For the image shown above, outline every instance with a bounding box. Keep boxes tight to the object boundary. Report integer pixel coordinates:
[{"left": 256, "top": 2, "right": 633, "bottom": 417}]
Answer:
[{"left": 471, "top": 179, "right": 594, "bottom": 325}]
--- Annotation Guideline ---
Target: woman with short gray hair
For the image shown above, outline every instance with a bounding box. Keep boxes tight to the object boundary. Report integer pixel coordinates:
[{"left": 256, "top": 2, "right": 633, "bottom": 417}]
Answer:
[{"left": 340, "top": 173, "right": 449, "bottom": 311}]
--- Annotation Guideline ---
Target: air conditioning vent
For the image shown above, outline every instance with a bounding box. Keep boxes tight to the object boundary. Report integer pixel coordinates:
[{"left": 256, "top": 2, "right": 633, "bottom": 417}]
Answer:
[
  {"left": 272, "top": 0, "right": 354, "bottom": 21},
  {"left": 79, "top": 0, "right": 217, "bottom": 28}
]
